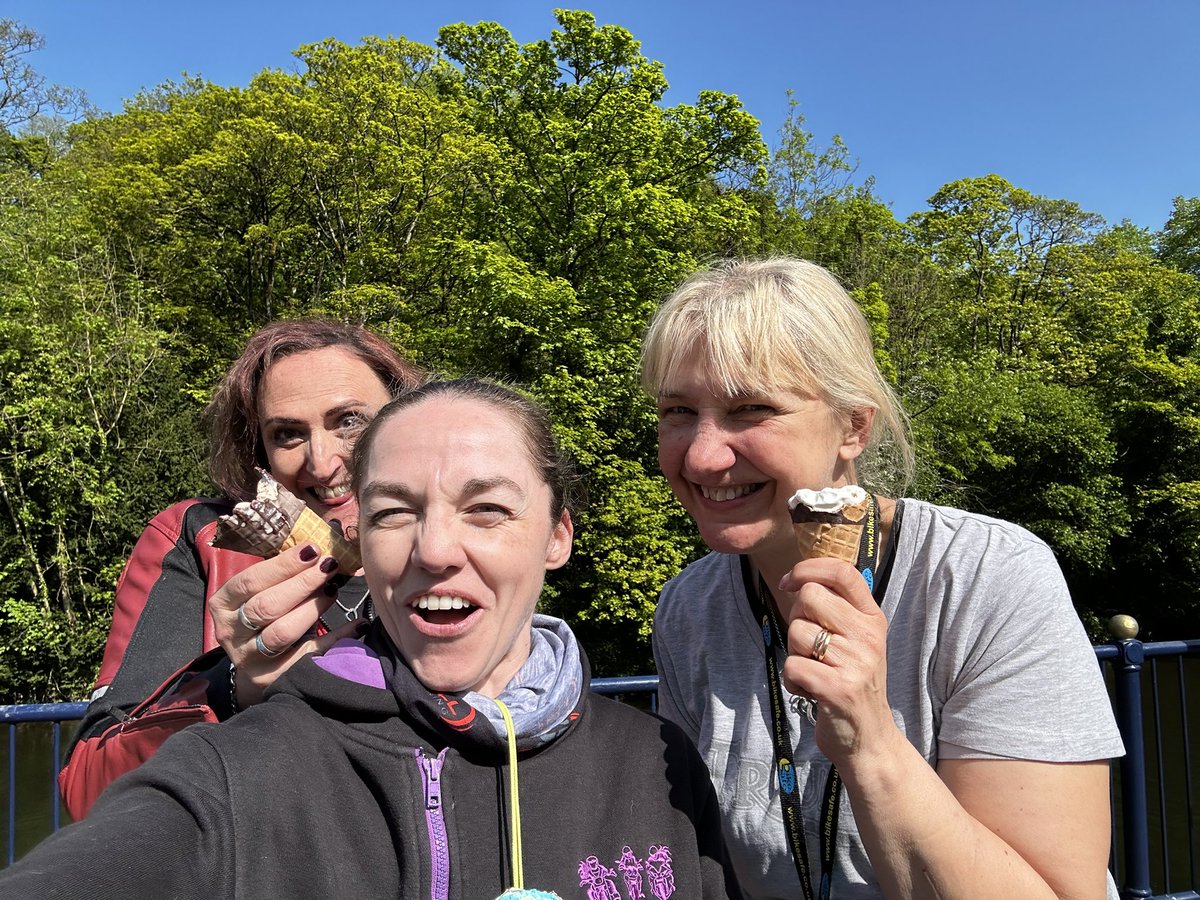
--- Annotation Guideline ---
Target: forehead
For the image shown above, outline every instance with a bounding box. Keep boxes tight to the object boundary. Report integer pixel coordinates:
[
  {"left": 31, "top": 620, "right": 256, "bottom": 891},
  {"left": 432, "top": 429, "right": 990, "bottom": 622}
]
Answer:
[
  {"left": 367, "top": 396, "right": 535, "bottom": 479},
  {"left": 260, "top": 347, "right": 386, "bottom": 399}
]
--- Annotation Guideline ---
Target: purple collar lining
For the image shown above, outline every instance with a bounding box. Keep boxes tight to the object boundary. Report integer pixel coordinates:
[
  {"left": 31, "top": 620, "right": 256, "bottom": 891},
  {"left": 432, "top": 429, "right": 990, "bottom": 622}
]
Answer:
[{"left": 312, "top": 639, "right": 386, "bottom": 689}]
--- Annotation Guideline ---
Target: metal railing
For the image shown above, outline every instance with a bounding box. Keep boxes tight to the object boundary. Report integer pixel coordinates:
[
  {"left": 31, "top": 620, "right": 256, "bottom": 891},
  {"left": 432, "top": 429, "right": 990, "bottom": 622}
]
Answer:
[{"left": 3, "top": 638, "right": 1198, "bottom": 900}]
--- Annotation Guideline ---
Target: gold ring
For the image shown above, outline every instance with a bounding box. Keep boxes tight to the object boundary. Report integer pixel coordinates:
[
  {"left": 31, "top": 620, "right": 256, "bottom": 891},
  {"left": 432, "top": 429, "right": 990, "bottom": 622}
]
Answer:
[{"left": 811, "top": 628, "right": 832, "bottom": 663}]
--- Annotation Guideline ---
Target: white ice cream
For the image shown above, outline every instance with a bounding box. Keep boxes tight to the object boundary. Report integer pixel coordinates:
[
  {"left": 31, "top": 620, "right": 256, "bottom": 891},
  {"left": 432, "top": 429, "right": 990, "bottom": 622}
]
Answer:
[{"left": 788, "top": 484, "right": 867, "bottom": 513}]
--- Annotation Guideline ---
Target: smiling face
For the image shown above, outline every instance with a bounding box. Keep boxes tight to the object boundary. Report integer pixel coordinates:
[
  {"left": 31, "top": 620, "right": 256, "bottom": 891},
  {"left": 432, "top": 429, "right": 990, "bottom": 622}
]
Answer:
[
  {"left": 356, "top": 395, "right": 573, "bottom": 697},
  {"left": 257, "top": 347, "right": 393, "bottom": 532},
  {"left": 656, "top": 353, "right": 869, "bottom": 577}
]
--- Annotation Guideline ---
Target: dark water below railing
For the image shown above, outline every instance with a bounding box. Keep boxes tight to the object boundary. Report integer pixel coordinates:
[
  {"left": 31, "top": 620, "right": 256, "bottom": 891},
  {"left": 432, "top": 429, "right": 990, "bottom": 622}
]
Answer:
[{"left": 2, "top": 720, "right": 75, "bottom": 863}]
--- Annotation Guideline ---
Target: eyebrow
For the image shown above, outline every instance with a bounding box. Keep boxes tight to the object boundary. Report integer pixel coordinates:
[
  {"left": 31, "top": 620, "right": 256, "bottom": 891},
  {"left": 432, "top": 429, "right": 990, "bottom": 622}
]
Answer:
[
  {"left": 462, "top": 476, "right": 524, "bottom": 497},
  {"left": 358, "top": 476, "right": 525, "bottom": 503},
  {"left": 261, "top": 402, "right": 373, "bottom": 429}
]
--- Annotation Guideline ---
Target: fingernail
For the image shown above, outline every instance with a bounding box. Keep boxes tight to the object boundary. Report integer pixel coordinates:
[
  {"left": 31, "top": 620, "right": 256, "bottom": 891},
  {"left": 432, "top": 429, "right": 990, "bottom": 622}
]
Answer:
[
  {"left": 323, "top": 581, "right": 339, "bottom": 598},
  {"left": 353, "top": 620, "right": 370, "bottom": 637},
  {"left": 327, "top": 573, "right": 350, "bottom": 590},
  {"left": 319, "top": 557, "right": 339, "bottom": 574},
  {"left": 299, "top": 545, "right": 318, "bottom": 562}
]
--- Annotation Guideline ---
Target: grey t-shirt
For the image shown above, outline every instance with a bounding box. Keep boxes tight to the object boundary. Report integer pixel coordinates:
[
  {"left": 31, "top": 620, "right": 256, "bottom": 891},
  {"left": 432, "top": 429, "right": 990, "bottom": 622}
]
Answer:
[{"left": 653, "top": 499, "right": 1124, "bottom": 900}]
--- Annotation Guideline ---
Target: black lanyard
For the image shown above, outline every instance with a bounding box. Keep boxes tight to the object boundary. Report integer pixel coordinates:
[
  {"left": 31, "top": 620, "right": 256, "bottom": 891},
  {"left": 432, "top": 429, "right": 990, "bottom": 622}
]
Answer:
[{"left": 741, "top": 495, "right": 881, "bottom": 900}]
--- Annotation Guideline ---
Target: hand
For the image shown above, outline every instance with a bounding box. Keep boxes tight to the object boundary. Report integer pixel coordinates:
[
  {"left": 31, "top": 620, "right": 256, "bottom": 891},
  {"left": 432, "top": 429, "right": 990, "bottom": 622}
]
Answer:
[
  {"left": 778, "top": 558, "right": 897, "bottom": 768},
  {"left": 209, "top": 544, "right": 366, "bottom": 708}
]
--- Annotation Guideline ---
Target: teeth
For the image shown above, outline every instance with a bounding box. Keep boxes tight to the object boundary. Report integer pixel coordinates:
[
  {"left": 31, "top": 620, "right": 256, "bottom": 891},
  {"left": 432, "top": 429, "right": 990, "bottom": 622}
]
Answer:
[
  {"left": 700, "top": 484, "right": 756, "bottom": 502},
  {"left": 315, "top": 484, "right": 351, "bottom": 500},
  {"left": 413, "top": 595, "right": 475, "bottom": 611}
]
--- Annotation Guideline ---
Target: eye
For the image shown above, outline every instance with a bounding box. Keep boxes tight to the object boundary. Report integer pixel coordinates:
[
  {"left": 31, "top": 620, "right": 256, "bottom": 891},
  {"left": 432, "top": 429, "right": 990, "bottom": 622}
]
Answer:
[
  {"left": 267, "top": 426, "right": 304, "bottom": 447},
  {"left": 365, "top": 505, "right": 416, "bottom": 527},
  {"left": 337, "top": 410, "right": 371, "bottom": 431},
  {"left": 466, "top": 503, "right": 511, "bottom": 526},
  {"left": 657, "top": 405, "right": 695, "bottom": 418}
]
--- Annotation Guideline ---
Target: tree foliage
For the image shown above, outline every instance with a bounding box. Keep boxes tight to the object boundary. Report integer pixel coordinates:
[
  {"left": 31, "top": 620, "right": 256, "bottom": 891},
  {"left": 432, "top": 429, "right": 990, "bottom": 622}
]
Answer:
[{"left": 1, "top": 13, "right": 1198, "bottom": 700}]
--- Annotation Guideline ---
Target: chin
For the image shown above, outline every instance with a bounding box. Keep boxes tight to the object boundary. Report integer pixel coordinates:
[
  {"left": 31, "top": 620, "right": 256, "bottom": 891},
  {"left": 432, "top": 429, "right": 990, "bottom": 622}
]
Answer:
[{"left": 696, "top": 521, "right": 768, "bottom": 555}]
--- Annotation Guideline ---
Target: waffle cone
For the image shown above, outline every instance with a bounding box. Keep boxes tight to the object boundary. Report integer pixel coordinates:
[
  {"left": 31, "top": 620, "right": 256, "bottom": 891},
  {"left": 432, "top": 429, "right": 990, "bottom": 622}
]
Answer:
[
  {"left": 280, "top": 506, "right": 362, "bottom": 572},
  {"left": 791, "top": 496, "right": 870, "bottom": 563},
  {"left": 210, "top": 469, "right": 361, "bottom": 572}
]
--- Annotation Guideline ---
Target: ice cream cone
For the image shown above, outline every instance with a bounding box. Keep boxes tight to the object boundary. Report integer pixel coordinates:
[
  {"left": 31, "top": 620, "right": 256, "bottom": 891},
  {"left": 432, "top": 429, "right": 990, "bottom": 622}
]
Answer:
[
  {"left": 278, "top": 505, "right": 361, "bottom": 572},
  {"left": 211, "top": 469, "right": 361, "bottom": 572},
  {"left": 788, "top": 486, "right": 870, "bottom": 563}
]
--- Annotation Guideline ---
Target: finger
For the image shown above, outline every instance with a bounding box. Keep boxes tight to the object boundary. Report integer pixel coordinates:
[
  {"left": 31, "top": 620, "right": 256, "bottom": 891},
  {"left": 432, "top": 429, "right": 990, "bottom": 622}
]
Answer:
[
  {"left": 786, "top": 618, "right": 839, "bottom": 663},
  {"left": 231, "top": 556, "right": 342, "bottom": 628},
  {"left": 212, "top": 543, "right": 324, "bottom": 611},
  {"left": 781, "top": 557, "right": 881, "bottom": 619},
  {"left": 255, "top": 590, "right": 338, "bottom": 654}
]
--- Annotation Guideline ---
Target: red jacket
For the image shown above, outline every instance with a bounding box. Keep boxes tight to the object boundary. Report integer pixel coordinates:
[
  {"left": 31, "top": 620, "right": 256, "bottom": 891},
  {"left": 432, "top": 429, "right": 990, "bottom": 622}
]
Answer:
[
  {"left": 60, "top": 497, "right": 371, "bottom": 820},
  {"left": 58, "top": 498, "right": 259, "bottom": 820}
]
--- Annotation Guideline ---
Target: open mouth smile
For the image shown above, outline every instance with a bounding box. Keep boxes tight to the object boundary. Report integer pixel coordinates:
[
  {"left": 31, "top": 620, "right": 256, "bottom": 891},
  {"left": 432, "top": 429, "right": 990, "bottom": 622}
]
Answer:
[{"left": 409, "top": 594, "right": 481, "bottom": 631}]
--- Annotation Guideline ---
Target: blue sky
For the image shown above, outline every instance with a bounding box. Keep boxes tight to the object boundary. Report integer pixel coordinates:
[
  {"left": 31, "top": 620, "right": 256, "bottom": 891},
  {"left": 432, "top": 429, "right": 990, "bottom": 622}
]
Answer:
[{"left": 7, "top": 1, "right": 1198, "bottom": 231}]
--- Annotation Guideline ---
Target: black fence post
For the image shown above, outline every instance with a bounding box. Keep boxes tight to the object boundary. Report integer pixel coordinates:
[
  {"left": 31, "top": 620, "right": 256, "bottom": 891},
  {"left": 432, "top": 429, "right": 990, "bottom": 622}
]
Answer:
[{"left": 1111, "top": 614, "right": 1152, "bottom": 900}]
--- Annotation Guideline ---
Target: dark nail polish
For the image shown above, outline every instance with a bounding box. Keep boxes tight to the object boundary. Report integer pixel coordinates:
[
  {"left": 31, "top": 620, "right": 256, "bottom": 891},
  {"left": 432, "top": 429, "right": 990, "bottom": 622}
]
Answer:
[
  {"left": 319, "top": 557, "right": 339, "bottom": 574},
  {"left": 323, "top": 581, "right": 339, "bottom": 598},
  {"left": 299, "top": 545, "right": 318, "bottom": 562}
]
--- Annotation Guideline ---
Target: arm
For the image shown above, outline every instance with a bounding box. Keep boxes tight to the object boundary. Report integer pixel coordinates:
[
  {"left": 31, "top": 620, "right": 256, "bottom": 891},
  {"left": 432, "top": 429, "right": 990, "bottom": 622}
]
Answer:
[
  {"left": 60, "top": 502, "right": 223, "bottom": 819},
  {"left": 837, "top": 726, "right": 1111, "bottom": 899},
  {"left": 8, "top": 732, "right": 229, "bottom": 899},
  {"left": 60, "top": 504, "right": 350, "bottom": 820},
  {"left": 780, "top": 556, "right": 1115, "bottom": 899}
]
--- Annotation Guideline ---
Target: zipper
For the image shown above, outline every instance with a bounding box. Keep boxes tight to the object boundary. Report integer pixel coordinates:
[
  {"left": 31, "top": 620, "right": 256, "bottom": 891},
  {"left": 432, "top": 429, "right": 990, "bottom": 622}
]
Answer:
[{"left": 417, "top": 748, "right": 450, "bottom": 900}]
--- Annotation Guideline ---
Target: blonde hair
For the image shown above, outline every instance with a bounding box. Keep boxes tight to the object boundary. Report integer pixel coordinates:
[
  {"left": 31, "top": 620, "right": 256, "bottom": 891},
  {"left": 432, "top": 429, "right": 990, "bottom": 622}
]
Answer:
[{"left": 640, "top": 257, "right": 914, "bottom": 490}]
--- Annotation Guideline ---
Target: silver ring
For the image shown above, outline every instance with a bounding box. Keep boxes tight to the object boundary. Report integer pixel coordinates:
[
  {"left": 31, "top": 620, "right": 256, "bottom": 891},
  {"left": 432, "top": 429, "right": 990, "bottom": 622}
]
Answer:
[
  {"left": 237, "top": 604, "right": 263, "bottom": 632},
  {"left": 255, "top": 633, "right": 283, "bottom": 658},
  {"left": 812, "top": 628, "right": 832, "bottom": 663}
]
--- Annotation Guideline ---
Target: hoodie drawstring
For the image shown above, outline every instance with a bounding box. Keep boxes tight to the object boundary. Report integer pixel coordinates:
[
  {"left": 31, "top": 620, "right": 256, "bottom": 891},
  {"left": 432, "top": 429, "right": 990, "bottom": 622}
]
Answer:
[{"left": 494, "top": 698, "right": 525, "bottom": 890}]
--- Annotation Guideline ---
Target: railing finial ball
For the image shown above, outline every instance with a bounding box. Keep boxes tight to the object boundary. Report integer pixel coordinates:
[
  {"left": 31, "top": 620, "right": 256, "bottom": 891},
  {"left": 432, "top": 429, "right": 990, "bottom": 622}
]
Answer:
[{"left": 1108, "top": 613, "right": 1139, "bottom": 640}]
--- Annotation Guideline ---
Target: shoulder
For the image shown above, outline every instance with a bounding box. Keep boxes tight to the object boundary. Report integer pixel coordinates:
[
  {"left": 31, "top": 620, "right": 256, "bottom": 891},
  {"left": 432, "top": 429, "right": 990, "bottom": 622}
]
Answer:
[
  {"left": 655, "top": 552, "right": 740, "bottom": 621},
  {"left": 140, "top": 497, "right": 235, "bottom": 548},
  {"left": 580, "top": 693, "right": 704, "bottom": 763},
  {"left": 898, "top": 499, "right": 1061, "bottom": 576}
]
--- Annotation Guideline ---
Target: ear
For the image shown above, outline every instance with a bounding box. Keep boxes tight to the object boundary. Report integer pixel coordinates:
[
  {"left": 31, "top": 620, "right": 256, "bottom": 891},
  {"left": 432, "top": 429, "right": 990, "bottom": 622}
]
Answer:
[
  {"left": 544, "top": 508, "right": 574, "bottom": 571},
  {"left": 838, "top": 407, "right": 875, "bottom": 462}
]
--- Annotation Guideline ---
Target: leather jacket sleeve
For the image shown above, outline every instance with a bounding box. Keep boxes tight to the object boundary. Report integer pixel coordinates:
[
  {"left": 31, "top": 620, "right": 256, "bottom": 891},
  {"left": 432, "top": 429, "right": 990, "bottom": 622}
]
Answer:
[{"left": 58, "top": 498, "right": 258, "bottom": 820}]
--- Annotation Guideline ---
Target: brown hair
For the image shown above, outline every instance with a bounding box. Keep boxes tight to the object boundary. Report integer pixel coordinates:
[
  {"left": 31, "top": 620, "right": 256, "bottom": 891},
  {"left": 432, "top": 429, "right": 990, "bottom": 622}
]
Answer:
[
  {"left": 206, "top": 318, "right": 421, "bottom": 499},
  {"left": 351, "top": 377, "right": 583, "bottom": 519}
]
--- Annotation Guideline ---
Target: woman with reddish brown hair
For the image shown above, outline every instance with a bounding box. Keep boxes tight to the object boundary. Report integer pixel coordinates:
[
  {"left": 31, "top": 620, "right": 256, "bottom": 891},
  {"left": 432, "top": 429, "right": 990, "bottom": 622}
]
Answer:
[{"left": 58, "top": 317, "right": 421, "bottom": 819}]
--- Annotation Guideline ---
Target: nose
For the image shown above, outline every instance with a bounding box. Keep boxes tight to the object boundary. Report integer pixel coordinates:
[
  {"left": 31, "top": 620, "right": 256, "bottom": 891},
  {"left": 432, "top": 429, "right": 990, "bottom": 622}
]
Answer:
[
  {"left": 683, "top": 417, "right": 736, "bottom": 475},
  {"left": 306, "top": 430, "right": 346, "bottom": 482},
  {"left": 411, "top": 518, "right": 467, "bottom": 575}
]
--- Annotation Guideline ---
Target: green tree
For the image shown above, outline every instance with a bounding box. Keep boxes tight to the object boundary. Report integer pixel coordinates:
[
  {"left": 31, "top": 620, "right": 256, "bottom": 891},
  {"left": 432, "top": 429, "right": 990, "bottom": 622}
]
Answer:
[{"left": 1156, "top": 195, "right": 1200, "bottom": 277}]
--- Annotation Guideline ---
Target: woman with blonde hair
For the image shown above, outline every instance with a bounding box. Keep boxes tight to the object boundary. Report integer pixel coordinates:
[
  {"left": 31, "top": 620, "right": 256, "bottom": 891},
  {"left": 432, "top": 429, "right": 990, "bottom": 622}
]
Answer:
[{"left": 642, "top": 257, "right": 1123, "bottom": 899}]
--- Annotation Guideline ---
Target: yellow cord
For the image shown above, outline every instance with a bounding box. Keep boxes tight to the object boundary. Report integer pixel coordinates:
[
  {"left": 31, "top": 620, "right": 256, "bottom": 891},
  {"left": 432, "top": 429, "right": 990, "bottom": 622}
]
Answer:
[{"left": 494, "top": 698, "right": 523, "bottom": 889}]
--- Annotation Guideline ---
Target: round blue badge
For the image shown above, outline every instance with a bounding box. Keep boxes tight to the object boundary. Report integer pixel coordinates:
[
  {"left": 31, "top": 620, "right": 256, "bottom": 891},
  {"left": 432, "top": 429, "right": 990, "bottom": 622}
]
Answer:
[{"left": 777, "top": 757, "right": 796, "bottom": 795}]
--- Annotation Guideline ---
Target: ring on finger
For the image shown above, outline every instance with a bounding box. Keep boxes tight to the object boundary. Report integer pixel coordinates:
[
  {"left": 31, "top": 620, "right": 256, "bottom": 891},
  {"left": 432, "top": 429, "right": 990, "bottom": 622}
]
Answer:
[
  {"left": 237, "top": 604, "right": 263, "bottom": 632},
  {"left": 811, "top": 628, "right": 832, "bottom": 663},
  {"left": 255, "top": 633, "right": 284, "bottom": 659}
]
